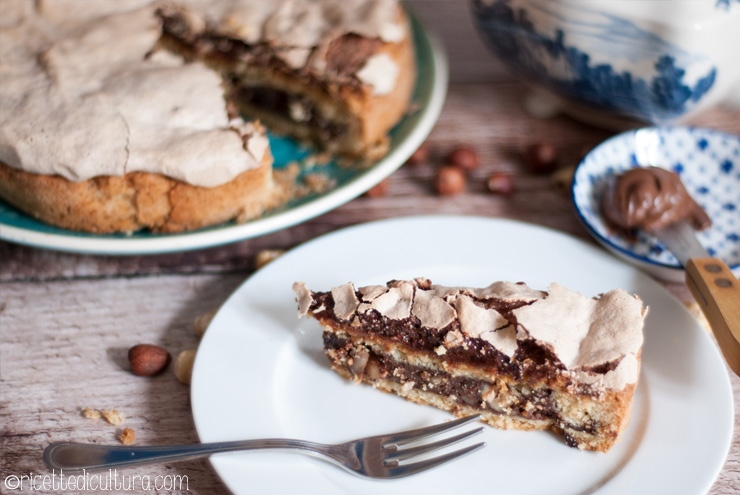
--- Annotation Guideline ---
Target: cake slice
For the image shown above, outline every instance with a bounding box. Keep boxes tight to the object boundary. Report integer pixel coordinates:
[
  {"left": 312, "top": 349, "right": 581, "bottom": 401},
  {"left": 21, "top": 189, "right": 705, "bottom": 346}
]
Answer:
[{"left": 293, "top": 278, "right": 646, "bottom": 452}]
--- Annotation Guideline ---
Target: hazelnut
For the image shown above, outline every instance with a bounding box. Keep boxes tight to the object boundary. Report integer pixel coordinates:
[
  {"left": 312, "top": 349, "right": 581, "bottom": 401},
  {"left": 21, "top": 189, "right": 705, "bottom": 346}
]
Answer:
[
  {"left": 194, "top": 308, "right": 218, "bottom": 338},
  {"left": 551, "top": 164, "right": 576, "bottom": 196},
  {"left": 365, "top": 357, "right": 381, "bottom": 380},
  {"left": 434, "top": 166, "right": 467, "bottom": 196},
  {"left": 405, "top": 143, "right": 429, "bottom": 165},
  {"left": 447, "top": 146, "right": 479, "bottom": 171},
  {"left": 128, "top": 344, "right": 171, "bottom": 377},
  {"left": 364, "top": 178, "right": 389, "bottom": 198},
  {"left": 486, "top": 172, "right": 515, "bottom": 195},
  {"left": 174, "top": 349, "right": 197, "bottom": 385},
  {"left": 524, "top": 142, "right": 559, "bottom": 174}
]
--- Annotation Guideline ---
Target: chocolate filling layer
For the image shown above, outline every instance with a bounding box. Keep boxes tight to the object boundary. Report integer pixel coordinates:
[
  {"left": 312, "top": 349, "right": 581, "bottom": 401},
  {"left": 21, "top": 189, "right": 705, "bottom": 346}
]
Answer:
[
  {"left": 233, "top": 86, "right": 348, "bottom": 141},
  {"left": 158, "top": 10, "right": 360, "bottom": 145},
  {"left": 325, "top": 332, "right": 600, "bottom": 434},
  {"left": 312, "top": 292, "right": 577, "bottom": 387}
]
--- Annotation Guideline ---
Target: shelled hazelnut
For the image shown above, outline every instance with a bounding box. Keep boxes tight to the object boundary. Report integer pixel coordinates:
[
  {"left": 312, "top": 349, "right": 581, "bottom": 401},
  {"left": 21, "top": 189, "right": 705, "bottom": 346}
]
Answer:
[
  {"left": 174, "top": 349, "right": 197, "bottom": 385},
  {"left": 405, "top": 143, "right": 429, "bottom": 165},
  {"left": 524, "top": 142, "right": 559, "bottom": 174},
  {"left": 487, "top": 172, "right": 515, "bottom": 195},
  {"left": 365, "top": 178, "right": 389, "bottom": 198},
  {"left": 447, "top": 146, "right": 479, "bottom": 171},
  {"left": 194, "top": 308, "right": 218, "bottom": 338},
  {"left": 435, "top": 166, "right": 467, "bottom": 196}
]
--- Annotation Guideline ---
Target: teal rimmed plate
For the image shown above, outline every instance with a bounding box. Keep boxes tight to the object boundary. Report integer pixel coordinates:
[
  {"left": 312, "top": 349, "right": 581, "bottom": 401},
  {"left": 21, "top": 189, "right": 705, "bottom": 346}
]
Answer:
[{"left": 0, "top": 14, "right": 448, "bottom": 255}]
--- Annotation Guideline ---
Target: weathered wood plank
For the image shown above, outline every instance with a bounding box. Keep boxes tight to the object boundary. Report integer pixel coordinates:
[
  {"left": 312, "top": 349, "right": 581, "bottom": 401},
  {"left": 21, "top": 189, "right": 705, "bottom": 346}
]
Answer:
[{"left": 0, "top": 275, "right": 242, "bottom": 494}]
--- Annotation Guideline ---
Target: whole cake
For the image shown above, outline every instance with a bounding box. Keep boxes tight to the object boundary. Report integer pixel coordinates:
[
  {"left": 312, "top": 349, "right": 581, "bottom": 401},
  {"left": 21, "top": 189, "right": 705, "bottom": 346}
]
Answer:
[
  {"left": 294, "top": 278, "right": 646, "bottom": 452},
  {"left": 0, "top": 0, "right": 415, "bottom": 233}
]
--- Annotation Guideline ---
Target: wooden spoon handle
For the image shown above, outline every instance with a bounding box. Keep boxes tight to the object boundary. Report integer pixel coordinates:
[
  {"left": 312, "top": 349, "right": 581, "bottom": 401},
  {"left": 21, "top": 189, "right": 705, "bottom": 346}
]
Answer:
[{"left": 686, "top": 257, "right": 740, "bottom": 376}]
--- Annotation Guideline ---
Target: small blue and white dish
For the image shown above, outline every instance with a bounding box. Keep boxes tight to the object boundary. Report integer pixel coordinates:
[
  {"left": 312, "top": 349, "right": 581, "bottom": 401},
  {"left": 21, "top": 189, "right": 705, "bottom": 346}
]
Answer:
[{"left": 571, "top": 126, "right": 740, "bottom": 283}]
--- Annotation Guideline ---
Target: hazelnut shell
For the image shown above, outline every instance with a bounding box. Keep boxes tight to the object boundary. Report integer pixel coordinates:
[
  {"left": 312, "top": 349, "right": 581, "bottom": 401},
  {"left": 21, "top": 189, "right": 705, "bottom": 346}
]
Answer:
[{"left": 128, "top": 344, "right": 171, "bottom": 377}]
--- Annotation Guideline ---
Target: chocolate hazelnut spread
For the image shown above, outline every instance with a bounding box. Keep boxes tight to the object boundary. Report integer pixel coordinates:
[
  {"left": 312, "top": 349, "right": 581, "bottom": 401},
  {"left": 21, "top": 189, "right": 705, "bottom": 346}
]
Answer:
[{"left": 602, "top": 166, "right": 712, "bottom": 233}]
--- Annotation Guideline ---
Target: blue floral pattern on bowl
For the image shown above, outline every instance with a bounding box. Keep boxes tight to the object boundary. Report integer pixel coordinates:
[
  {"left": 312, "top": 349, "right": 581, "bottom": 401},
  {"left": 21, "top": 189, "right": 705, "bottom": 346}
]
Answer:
[
  {"left": 571, "top": 126, "right": 740, "bottom": 282},
  {"left": 471, "top": 0, "right": 718, "bottom": 123},
  {"left": 716, "top": 0, "right": 740, "bottom": 10}
]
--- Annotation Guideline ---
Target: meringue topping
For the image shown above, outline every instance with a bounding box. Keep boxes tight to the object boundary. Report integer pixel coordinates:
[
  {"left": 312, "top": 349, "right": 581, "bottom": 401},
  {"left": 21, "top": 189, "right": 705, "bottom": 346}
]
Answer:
[{"left": 294, "top": 279, "right": 647, "bottom": 391}]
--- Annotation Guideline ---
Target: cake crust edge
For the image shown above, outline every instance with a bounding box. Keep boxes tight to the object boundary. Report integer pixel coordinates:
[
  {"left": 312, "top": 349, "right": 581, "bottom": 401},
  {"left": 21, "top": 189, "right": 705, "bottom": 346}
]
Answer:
[{"left": 0, "top": 150, "right": 274, "bottom": 234}]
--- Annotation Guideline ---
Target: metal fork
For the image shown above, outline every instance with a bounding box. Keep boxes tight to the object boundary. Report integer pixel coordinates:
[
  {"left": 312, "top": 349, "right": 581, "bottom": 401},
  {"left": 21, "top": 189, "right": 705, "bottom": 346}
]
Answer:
[{"left": 43, "top": 414, "right": 485, "bottom": 479}]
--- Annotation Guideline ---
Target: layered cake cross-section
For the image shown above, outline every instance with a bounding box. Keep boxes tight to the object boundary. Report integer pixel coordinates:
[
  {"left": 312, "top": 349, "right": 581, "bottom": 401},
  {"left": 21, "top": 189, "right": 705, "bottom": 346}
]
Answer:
[{"left": 293, "top": 278, "right": 646, "bottom": 452}]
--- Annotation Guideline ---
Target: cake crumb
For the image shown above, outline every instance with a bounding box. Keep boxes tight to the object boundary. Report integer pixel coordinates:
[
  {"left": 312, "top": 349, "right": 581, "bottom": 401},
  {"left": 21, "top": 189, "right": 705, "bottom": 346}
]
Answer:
[
  {"left": 443, "top": 330, "right": 464, "bottom": 348},
  {"left": 81, "top": 407, "right": 101, "bottom": 420},
  {"left": 303, "top": 173, "right": 336, "bottom": 194},
  {"left": 101, "top": 409, "right": 125, "bottom": 426},
  {"left": 270, "top": 163, "right": 304, "bottom": 203},
  {"left": 118, "top": 428, "right": 135, "bottom": 446}
]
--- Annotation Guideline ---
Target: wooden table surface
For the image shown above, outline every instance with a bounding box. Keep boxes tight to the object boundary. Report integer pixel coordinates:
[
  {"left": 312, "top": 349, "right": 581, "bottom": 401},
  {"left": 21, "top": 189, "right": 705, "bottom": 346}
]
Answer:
[{"left": 1, "top": 3, "right": 739, "bottom": 494}]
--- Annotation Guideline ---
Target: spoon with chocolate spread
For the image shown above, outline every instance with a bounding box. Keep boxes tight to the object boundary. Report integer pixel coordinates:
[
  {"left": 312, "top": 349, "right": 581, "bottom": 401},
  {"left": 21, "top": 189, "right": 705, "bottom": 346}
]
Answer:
[
  {"left": 601, "top": 166, "right": 712, "bottom": 235},
  {"left": 603, "top": 165, "right": 740, "bottom": 376}
]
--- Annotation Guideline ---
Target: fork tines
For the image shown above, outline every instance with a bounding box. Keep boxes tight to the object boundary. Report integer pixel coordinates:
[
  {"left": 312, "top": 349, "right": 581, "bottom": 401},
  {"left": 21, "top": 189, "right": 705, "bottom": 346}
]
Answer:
[{"left": 381, "top": 414, "right": 485, "bottom": 475}]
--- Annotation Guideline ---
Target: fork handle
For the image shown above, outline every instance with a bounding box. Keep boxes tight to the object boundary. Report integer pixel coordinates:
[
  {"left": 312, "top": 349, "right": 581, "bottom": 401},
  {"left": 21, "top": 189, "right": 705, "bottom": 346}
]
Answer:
[
  {"left": 686, "top": 257, "right": 740, "bottom": 376},
  {"left": 43, "top": 439, "right": 329, "bottom": 471}
]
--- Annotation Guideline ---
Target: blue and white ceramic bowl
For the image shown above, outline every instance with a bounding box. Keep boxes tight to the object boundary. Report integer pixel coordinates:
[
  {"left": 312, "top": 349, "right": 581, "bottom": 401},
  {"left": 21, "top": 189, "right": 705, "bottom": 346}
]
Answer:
[
  {"left": 470, "top": 0, "right": 740, "bottom": 128},
  {"left": 572, "top": 126, "right": 740, "bottom": 283}
]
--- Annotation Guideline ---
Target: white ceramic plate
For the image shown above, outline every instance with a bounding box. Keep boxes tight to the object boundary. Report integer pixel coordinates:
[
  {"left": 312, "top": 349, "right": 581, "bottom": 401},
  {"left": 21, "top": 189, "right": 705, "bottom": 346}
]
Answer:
[
  {"left": 191, "top": 215, "right": 733, "bottom": 495},
  {"left": 0, "top": 15, "right": 447, "bottom": 255},
  {"left": 572, "top": 126, "right": 740, "bottom": 283}
]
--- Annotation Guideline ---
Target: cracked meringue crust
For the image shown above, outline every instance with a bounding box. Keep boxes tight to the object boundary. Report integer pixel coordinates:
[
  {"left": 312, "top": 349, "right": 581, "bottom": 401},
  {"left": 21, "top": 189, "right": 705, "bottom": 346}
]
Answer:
[{"left": 294, "top": 278, "right": 647, "bottom": 452}]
